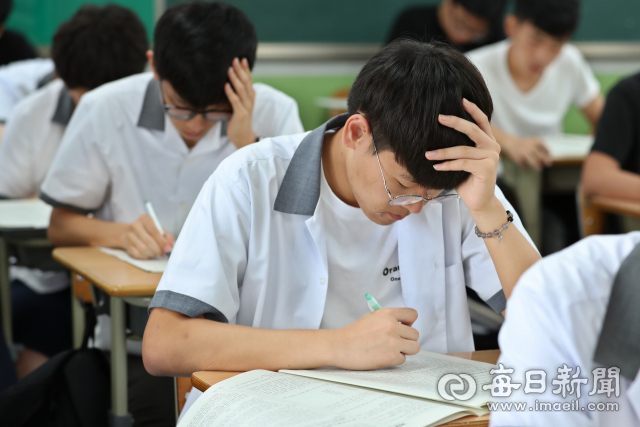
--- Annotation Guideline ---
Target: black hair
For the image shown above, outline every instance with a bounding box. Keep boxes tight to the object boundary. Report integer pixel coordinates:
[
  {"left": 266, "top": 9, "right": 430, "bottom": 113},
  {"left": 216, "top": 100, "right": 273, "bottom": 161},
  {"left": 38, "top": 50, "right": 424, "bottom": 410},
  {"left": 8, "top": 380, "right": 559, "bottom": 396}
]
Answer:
[
  {"left": 153, "top": 1, "right": 257, "bottom": 109},
  {"left": 514, "top": 0, "right": 580, "bottom": 38},
  {"left": 51, "top": 4, "right": 148, "bottom": 90},
  {"left": 347, "top": 39, "right": 493, "bottom": 190},
  {"left": 0, "top": 0, "right": 11, "bottom": 25},
  {"left": 454, "top": 0, "right": 507, "bottom": 24}
]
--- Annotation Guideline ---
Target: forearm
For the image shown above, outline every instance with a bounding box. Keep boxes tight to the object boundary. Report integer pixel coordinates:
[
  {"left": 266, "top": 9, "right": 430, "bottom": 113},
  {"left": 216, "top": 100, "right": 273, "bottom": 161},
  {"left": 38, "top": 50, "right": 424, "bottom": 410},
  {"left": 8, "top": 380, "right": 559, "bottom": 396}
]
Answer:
[
  {"left": 143, "top": 308, "right": 335, "bottom": 377},
  {"left": 471, "top": 198, "right": 541, "bottom": 300},
  {"left": 582, "top": 153, "right": 640, "bottom": 201},
  {"left": 48, "top": 207, "right": 127, "bottom": 248}
]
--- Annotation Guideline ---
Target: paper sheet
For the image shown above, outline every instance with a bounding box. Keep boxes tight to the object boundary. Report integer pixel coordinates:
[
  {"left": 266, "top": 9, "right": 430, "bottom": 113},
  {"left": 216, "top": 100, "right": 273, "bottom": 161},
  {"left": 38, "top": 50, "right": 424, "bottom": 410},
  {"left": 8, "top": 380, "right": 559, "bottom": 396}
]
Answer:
[
  {"left": 178, "top": 370, "right": 482, "bottom": 427},
  {"left": 0, "top": 199, "right": 52, "bottom": 229},
  {"left": 98, "top": 247, "right": 168, "bottom": 273},
  {"left": 545, "top": 134, "right": 594, "bottom": 160},
  {"left": 281, "top": 351, "right": 495, "bottom": 409}
]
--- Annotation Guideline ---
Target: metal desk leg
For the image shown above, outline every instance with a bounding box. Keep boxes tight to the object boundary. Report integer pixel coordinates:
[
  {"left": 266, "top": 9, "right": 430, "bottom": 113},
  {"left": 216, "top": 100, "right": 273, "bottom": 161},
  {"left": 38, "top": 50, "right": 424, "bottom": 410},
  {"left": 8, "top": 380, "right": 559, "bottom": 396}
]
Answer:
[
  {"left": 71, "top": 277, "right": 84, "bottom": 349},
  {"left": 0, "top": 237, "right": 12, "bottom": 345},
  {"left": 109, "top": 296, "right": 133, "bottom": 427}
]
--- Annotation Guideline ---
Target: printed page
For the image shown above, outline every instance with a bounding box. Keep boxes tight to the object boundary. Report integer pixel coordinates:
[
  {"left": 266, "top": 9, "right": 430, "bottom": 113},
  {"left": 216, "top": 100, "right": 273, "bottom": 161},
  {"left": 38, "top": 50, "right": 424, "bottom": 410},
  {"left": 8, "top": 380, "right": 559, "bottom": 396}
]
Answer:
[
  {"left": 545, "top": 134, "right": 594, "bottom": 159},
  {"left": 0, "top": 199, "right": 52, "bottom": 229},
  {"left": 179, "top": 370, "right": 481, "bottom": 427},
  {"left": 98, "top": 247, "right": 168, "bottom": 273},
  {"left": 280, "top": 351, "right": 495, "bottom": 409}
]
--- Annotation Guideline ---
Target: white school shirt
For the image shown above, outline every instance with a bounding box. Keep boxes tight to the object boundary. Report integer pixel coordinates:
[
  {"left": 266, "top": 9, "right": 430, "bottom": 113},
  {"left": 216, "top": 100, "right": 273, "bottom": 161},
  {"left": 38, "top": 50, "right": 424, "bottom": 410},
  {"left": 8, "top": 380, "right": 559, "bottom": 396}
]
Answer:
[
  {"left": 150, "top": 113, "right": 535, "bottom": 354},
  {"left": 40, "top": 72, "right": 303, "bottom": 351},
  {"left": 467, "top": 40, "right": 600, "bottom": 139},
  {"left": 0, "top": 58, "right": 55, "bottom": 122},
  {"left": 491, "top": 232, "right": 640, "bottom": 427},
  {"left": 0, "top": 78, "right": 73, "bottom": 293}
]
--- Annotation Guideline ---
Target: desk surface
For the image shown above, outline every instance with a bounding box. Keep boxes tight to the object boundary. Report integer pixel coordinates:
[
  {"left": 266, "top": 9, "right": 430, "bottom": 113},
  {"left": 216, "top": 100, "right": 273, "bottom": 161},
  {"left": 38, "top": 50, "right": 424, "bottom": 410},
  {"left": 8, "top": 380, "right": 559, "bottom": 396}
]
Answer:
[
  {"left": 191, "top": 349, "right": 499, "bottom": 427},
  {"left": 52, "top": 247, "right": 161, "bottom": 297},
  {"left": 591, "top": 195, "right": 640, "bottom": 218}
]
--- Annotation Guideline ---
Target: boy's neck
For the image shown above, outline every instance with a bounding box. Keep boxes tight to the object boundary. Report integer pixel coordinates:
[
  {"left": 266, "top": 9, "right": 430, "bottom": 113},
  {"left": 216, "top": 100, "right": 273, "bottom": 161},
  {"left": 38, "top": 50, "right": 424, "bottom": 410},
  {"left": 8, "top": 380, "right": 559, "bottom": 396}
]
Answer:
[
  {"left": 507, "top": 45, "right": 542, "bottom": 93},
  {"left": 321, "top": 127, "right": 359, "bottom": 207}
]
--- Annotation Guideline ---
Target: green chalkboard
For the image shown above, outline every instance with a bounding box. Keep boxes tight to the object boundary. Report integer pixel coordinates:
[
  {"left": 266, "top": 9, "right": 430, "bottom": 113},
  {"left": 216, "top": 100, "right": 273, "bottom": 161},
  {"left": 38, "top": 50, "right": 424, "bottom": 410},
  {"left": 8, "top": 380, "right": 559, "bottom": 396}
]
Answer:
[
  {"left": 166, "top": 0, "right": 640, "bottom": 43},
  {"left": 7, "top": 0, "right": 155, "bottom": 47}
]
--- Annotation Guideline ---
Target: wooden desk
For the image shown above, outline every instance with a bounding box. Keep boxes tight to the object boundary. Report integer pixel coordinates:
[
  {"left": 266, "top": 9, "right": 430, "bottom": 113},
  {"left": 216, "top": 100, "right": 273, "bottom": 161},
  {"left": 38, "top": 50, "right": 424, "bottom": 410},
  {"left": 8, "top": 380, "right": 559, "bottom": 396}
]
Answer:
[
  {"left": 53, "top": 247, "right": 162, "bottom": 427},
  {"left": 580, "top": 194, "right": 640, "bottom": 236},
  {"left": 191, "top": 349, "right": 499, "bottom": 427}
]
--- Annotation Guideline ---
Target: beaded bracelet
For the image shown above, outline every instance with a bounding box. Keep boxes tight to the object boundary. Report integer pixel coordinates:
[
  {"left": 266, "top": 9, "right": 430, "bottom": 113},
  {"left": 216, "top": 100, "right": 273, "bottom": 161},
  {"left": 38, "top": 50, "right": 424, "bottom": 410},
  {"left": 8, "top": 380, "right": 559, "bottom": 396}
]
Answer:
[{"left": 475, "top": 211, "right": 514, "bottom": 243}]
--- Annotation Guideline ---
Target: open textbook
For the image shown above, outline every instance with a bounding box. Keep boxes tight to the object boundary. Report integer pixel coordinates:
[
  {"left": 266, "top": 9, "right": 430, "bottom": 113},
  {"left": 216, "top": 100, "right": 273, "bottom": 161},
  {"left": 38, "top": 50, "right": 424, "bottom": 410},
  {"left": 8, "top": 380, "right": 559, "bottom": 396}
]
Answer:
[
  {"left": 97, "top": 247, "right": 168, "bottom": 273},
  {"left": 179, "top": 351, "right": 496, "bottom": 427},
  {"left": 0, "top": 199, "right": 52, "bottom": 229},
  {"left": 544, "top": 133, "right": 594, "bottom": 160}
]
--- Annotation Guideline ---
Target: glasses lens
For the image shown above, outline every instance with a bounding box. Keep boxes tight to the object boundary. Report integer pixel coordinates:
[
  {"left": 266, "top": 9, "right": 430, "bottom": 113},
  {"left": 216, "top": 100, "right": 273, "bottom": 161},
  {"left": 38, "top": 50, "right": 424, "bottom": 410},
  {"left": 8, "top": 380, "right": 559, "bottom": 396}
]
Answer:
[
  {"left": 204, "top": 112, "right": 231, "bottom": 123},
  {"left": 389, "top": 196, "right": 424, "bottom": 206},
  {"left": 166, "top": 108, "right": 195, "bottom": 120},
  {"left": 433, "top": 193, "right": 459, "bottom": 202}
]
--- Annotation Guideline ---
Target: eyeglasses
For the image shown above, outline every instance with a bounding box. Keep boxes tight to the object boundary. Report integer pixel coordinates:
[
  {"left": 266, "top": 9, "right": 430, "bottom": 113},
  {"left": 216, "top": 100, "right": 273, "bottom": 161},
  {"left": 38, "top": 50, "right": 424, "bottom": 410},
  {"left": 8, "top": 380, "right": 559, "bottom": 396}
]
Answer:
[
  {"left": 372, "top": 138, "right": 459, "bottom": 206},
  {"left": 158, "top": 82, "right": 232, "bottom": 123}
]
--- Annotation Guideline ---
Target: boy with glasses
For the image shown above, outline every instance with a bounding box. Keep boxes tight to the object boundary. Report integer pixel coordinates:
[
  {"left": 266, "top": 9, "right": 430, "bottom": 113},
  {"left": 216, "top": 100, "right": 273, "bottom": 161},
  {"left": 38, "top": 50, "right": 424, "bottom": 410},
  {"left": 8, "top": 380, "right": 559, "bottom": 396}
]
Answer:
[
  {"left": 143, "top": 40, "right": 540, "bottom": 386},
  {"left": 40, "top": 2, "right": 302, "bottom": 425}
]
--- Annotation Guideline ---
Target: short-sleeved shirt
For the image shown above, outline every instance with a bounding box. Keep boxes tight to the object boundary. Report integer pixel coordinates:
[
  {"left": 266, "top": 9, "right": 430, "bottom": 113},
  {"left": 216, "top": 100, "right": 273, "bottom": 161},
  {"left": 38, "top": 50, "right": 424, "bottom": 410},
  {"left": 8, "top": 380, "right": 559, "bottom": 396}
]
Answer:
[
  {"left": 40, "top": 72, "right": 304, "bottom": 237},
  {"left": 0, "top": 30, "right": 38, "bottom": 67},
  {"left": 150, "top": 113, "right": 535, "bottom": 354},
  {"left": 0, "top": 58, "right": 54, "bottom": 122},
  {"left": 590, "top": 73, "right": 640, "bottom": 174},
  {"left": 467, "top": 40, "right": 601, "bottom": 138},
  {"left": 492, "top": 232, "right": 640, "bottom": 426},
  {"left": 387, "top": 6, "right": 505, "bottom": 52},
  {"left": 0, "top": 78, "right": 73, "bottom": 294}
]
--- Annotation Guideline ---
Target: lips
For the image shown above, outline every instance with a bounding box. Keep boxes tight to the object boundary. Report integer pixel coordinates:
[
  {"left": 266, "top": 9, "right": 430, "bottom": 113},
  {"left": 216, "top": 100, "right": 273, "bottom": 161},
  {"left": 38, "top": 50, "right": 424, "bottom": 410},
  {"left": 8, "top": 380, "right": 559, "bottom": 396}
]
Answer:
[{"left": 389, "top": 213, "right": 407, "bottom": 221}]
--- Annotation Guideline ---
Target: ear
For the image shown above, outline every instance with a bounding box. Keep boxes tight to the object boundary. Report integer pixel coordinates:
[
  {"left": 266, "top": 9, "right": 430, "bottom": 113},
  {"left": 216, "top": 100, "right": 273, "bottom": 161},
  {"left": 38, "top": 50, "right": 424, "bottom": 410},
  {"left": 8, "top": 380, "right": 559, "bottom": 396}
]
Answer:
[
  {"left": 504, "top": 15, "right": 519, "bottom": 38},
  {"left": 342, "top": 114, "right": 371, "bottom": 151},
  {"left": 147, "top": 50, "right": 159, "bottom": 80}
]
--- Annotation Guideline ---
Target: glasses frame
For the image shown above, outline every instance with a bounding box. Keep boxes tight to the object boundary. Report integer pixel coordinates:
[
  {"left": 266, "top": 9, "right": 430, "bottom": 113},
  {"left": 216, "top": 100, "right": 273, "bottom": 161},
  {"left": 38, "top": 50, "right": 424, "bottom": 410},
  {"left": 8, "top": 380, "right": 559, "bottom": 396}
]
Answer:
[
  {"left": 372, "top": 137, "right": 459, "bottom": 206},
  {"left": 158, "top": 81, "right": 232, "bottom": 123}
]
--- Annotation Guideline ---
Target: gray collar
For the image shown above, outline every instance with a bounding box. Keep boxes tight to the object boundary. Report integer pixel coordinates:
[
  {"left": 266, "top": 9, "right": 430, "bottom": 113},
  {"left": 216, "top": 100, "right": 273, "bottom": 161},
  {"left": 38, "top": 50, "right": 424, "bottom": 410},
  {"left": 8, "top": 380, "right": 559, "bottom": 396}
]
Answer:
[
  {"left": 51, "top": 86, "right": 75, "bottom": 126},
  {"left": 274, "top": 113, "right": 350, "bottom": 215},
  {"left": 594, "top": 242, "right": 640, "bottom": 380},
  {"left": 137, "top": 77, "right": 165, "bottom": 131}
]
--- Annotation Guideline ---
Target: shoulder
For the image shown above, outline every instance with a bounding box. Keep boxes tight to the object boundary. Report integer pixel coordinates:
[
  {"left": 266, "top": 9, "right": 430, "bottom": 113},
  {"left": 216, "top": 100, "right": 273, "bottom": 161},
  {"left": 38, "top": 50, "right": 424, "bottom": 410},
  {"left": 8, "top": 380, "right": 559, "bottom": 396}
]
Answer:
[
  {"left": 513, "top": 232, "right": 640, "bottom": 311},
  {"left": 10, "top": 78, "right": 63, "bottom": 118},
  {"left": 607, "top": 73, "right": 640, "bottom": 102},
  {"left": 212, "top": 132, "right": 309, "bottom": 201},
  {"left": 555, "top": 43, "right": 592, "bottom": 74},
  {"left": 78, "top": 72, "right": 152, "bottom": 113},
  {"left": 253, "top": 82, "right": 297, "bottom": 109},
  {"left": 467, "top": 41, "right": 508, "bottom": 73}
]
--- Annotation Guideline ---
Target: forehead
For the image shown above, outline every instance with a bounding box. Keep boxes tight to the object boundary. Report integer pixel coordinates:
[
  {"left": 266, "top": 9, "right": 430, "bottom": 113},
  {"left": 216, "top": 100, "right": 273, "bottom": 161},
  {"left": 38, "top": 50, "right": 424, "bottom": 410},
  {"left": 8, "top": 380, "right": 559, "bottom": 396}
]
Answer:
[{"left": 517, "top": 20, "right": 569, "bottom": 42}]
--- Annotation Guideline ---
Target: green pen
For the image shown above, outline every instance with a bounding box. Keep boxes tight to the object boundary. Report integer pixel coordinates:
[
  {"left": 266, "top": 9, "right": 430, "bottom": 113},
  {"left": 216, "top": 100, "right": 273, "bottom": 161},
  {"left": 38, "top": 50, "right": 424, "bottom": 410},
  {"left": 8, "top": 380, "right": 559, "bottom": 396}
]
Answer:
[{"left": 365, "top": 293, "right": 383, "bottom": 312}]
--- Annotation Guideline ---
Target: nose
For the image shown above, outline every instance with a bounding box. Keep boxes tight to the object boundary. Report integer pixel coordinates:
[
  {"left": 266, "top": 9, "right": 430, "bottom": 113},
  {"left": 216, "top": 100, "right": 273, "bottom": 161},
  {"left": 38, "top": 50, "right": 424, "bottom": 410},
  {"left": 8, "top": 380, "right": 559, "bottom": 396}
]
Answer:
[
  {"left": 405, "top": 200, "right": 426, "bottom": 215},
  {"left": 186, "top": 114, "right": 207, "bottom": 133}
]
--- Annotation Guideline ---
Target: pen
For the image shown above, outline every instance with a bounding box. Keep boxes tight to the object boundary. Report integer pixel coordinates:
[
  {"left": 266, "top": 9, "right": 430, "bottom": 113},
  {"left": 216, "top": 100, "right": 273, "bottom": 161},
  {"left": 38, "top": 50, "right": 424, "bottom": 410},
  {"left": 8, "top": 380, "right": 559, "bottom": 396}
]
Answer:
[
  {"left": 365, "top": 293, "right": 382, "bottom": 312},
  {"left": 144, "top": 200, "right": 171, "bottom": 255}
]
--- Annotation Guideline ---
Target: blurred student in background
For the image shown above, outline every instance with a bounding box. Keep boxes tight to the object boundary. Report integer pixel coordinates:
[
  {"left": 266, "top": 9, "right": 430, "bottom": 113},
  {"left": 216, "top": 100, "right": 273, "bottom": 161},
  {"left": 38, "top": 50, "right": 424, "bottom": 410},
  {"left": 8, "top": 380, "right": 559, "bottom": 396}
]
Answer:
[
  {"left": 582, "top": 73, "right": 640, "bottom": 231},
  {"left": 0, "top": 0, "right": 38, "bottom": 66},
  {"left": 467, "top": 0, "right": 604, "bottom": 252},
  {"left": 388, "top": 0, "right": 507, "bottom": 52},
  {"left": 0, "top": 4, "right": 148, "bottom": 378}
]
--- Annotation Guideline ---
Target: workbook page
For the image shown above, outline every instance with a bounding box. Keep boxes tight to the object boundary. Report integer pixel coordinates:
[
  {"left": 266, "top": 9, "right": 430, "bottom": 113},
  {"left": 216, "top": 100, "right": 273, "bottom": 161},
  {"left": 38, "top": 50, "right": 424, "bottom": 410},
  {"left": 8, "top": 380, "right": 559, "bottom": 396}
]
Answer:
[
  {"left": 281, "top": 351, "right": 495, "bottom": 409},
  {"left": 178, "top": 370, "right": 482, "bottom": 427},
  {"left": 98, "top": 247, "right": 168, "bottom": 273}
]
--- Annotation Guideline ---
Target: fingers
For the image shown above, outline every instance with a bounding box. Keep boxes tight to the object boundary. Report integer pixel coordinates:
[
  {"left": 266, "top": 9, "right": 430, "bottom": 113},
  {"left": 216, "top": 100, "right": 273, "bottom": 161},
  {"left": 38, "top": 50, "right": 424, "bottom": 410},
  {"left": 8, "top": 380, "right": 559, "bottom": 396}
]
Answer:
[
  {"left": 386, "top": 307, "right": 418, "bottom": 326},
  {"left": 397, "top": 323, "right": 419, "bottom": 342},
  {"left": 399, "top": 339, "right": 421, "bottom": 356},
  {"left": 127, "top": 232, "right": 154, "bottom": 260},
  {"left": 462, "top": 98, "right": 493, "bottom": 138},
  {"left": 227, "top": 58, "right": 254, "bottom": 111},
  {"left": 140, "top": 215, "right": 169, "bottom": 249},
  {"left": 164, "top": 230, "right": 176, "bottom": 246},
  {"left": 426, "top": 145, "right": 493, "bottom": 162}
]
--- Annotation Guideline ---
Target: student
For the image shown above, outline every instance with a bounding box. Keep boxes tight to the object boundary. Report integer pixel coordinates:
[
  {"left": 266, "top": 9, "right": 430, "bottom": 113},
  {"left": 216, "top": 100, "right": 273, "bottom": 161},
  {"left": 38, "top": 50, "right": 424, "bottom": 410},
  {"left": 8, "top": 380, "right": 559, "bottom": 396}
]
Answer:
[
  {"left": 387, "top": 0, "right": 506, "bottom": 52},
  {"left": 490, "top": 232, "right": 640, "bottom": 426},
  {"left": 41, "top": 2, "right": 303, "bottom": 425},
  {"left": 0, "top": 4, "right": 148, "bottom": 379},
  {"left": 0, "top": 0, "right": 38, "bottom": 66},
  {"left": 467, "top": 0, "right": 604, "bottom": 172},
  {"left": 582, "top": 74, "right": 640, "bottom": 230},
  {"left": 142, "top": 39, "right": 540, "bottom": 382}
]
